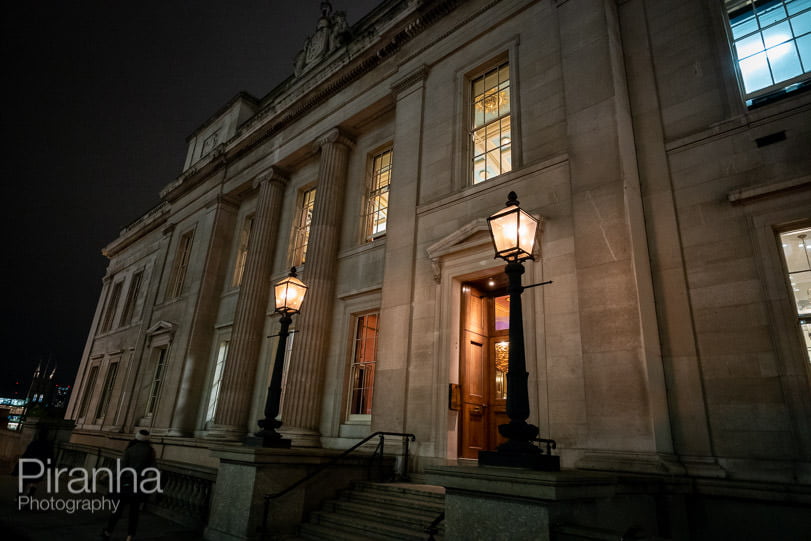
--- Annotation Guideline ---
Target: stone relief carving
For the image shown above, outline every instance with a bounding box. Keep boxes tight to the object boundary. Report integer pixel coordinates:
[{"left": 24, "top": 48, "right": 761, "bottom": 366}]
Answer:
[{"left": 294, "top": 1, "right": 350, "bottom": 77}]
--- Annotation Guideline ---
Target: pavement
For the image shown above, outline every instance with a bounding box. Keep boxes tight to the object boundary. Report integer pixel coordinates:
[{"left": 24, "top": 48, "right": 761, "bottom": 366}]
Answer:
[{"left": 0, "top": 463, "right": 203, "bottom": 541}]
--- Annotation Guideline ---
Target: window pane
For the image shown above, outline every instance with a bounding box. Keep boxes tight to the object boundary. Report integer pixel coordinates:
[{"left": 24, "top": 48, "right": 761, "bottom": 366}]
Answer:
[
  {"left": 348, "top": 313, "right": 379, "bottom": 416},
  {"left": 499, "top": 86, "right": 511, "bottom": 117},
  {"left": 292, "top": 188, "right": 316, "bottom": 265},
  {"left": 732, "top": 11, "right": 760, "bottom": 39},
  {"left": 472, "top": 127, "right": 486, "bottom": 158},
  {"left": 501, "top": 144, "right": 512, "bottom": 173},
  {"left": 763, "top": 21, "right": 793, "bottom": 47},
  {"left": 740, "top": 51, "right": 774, "bottom": 91},
  {"left": 790, "top": 10, "right": 811, "bottom": 36},
  {"left": 782, "top": 229, "right": 811, "bottom": 272},
  {"left": 484, "top": 69, "right": 498, "bottom": 92},
  {"left": 787, "top": 0, "right": 811, "bottom": 16},
  {"left": 736, "top": 33, "right": 766, "bottom": 58},
  {"left": 494, "top": 295, "right": 510, "bottom": 330},
  {"left": 206, "top": 341, "right": 229, "bottom": 423},
  {"left": 473, "top": 156, "right": 487, "bottom": 184},
  {"left": 801, "top": 320, "right": 811, "bottom": 360},
  {"left": 768, "top": 41, "right": 803, "bottom": 80},
  {"left": 485, "top": 121, "right": 502, "bottom": 151},
  {"left": 758, "top": 2, "right": 788, "bottom": 26},
  {"left": 499, "top": 64, "right": 510, "bottom": 84},
  {"left": 472, "top": 78, "right": 484, "bottom": 98}
]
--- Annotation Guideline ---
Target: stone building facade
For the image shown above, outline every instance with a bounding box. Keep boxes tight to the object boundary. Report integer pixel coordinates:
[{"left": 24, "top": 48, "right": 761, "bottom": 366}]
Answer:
[{"left": 65, "top": 0, "right": 810, "bottom": 537}]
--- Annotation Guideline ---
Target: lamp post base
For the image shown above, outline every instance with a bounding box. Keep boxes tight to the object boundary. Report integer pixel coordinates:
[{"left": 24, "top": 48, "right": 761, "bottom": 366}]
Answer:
[
  {"left": 248, "top": 430, "right": 292, "bottom": 448},
  {"left": 478, "top": 449, "right": 560, "bottom": 470},
  {"left": 478, "top": 420, "right": 560, "bottom": 470}
]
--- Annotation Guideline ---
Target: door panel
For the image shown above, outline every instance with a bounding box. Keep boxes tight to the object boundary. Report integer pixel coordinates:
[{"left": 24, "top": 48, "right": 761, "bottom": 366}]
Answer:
[
  {"left": 460, "top": 286, "right": 489, "bottom": 459},
  {"left": 460, "top": 285, "right": 512, "bottom": 459},
  {"left": 490, "top": 337, "right": 509, "bottom": 449}
]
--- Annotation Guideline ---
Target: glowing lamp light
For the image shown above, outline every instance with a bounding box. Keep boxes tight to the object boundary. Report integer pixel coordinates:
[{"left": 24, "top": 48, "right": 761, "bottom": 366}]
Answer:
[
  {"left": 487, "top": 191, "right": 538, "bottom": 262},
  {"left": 274, "top": 267, "right": 308, "bottom": 314}
]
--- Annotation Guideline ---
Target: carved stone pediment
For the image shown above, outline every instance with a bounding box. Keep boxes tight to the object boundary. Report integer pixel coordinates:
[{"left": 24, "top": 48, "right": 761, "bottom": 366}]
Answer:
[
  {"left": 426, "top": 216, "right": 544, "bottom": 283},
  {"left": 145, "top": 320, "right": 177, "bottom": 338},
  {"left": 426, "top": 219, "right": 494, "bottom": 283},
  {"left": 294, "top": 2, "right": 350, "bottom": 77}
]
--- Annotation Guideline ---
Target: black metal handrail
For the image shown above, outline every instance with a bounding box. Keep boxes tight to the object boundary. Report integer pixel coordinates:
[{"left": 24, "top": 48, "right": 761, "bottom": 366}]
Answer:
[
  {"left": 535, "top": 437, "right": 557, "bottom": 455},
  {"left": 260, "top": 431, "right": 416, "bottom": 539},
  {"left": 426, "top": 511, "right": 445, "bottom": 540}
]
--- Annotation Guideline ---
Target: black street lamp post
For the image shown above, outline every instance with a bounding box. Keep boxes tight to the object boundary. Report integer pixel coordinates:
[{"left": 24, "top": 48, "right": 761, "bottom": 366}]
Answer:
[
  {"left": 479, "top": 192, "right": 559, "bottom": 470},
  {"left": 255, "top": 267, "right": 308, "bottom": 448}
]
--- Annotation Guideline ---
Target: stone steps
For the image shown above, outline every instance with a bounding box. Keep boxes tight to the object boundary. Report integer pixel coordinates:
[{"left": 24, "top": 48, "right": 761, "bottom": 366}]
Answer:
[{"left": 298, "top": 482, "right": 446, "bottom": 540}]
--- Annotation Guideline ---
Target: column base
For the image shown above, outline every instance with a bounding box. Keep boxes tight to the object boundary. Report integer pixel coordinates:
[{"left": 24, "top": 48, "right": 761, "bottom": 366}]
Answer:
[
  {"left": 204, "top": 424, "right": 248, "bottom": 442},
  {"left": 279, "top": 426, "right": 321, "bottom": 447}
]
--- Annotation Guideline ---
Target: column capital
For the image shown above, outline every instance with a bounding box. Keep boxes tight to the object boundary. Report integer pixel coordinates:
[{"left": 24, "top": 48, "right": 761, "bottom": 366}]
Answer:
[
  {"left": 390, "top": 64, "right": 429, "bottom": 98},
  {"left": 253, "top": 166, "right": 290, "bottom": 190},
  {"left": 313, "top": 127, "right": 355, "bottom": 153}
]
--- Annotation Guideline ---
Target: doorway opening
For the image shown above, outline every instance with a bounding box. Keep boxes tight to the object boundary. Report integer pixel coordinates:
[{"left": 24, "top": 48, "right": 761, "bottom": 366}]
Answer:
[{"left": 459, "top": 274, "right": 510, "bottom": 459}]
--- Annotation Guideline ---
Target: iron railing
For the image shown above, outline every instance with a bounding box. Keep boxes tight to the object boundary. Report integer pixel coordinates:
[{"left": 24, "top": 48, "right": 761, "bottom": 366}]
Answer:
[
  {"left": 426, "top": 510, "right": 445, "bottom": 540},
  {"left": 260, "top": 431, "right": 416, "bottom": 539}
]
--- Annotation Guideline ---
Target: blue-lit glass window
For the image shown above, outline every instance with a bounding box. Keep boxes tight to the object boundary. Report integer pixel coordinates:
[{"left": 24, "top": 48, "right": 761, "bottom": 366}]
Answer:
[{"left": 726, "top": 0, "right": 811, "bottom": 102}]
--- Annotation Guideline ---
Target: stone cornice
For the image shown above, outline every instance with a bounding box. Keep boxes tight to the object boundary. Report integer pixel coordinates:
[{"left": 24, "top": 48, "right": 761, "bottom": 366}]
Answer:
[
  {"left": 102, "top": 202, "right": 171, "bottom": 258},
  {"left": 158, "top": 0, "right": 468, "bottom": 205}
]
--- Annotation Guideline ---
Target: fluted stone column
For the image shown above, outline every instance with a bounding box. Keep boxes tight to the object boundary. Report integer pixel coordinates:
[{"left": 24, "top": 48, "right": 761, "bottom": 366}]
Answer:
[
  {"left": 208, "top": 167, "right": 289, "bottom": 440},
  {"left": 281, "top": 128, "right": 354, "bottom": 446}
]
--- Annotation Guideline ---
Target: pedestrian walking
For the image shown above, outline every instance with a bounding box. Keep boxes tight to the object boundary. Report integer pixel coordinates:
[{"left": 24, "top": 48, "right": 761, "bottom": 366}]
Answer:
[
  {"left": 16, "top": 426, "right": 53, "bottom": 498},
  {"left": 101, "top": 429, "right": 157, "bottom": 541}
]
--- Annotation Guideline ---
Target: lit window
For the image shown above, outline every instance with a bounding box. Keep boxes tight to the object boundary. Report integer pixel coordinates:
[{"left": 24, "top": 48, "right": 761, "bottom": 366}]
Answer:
[
  {"left": 232, "top": 215, "right": 254, "bottom": 287},
  {"left": 291, "top": 188, "right": 316, "bottom": 267},
  {"left": 363, "top": 149, "right": 392, "bottom": 241},
  {"left": 205, "top": 340, "right": 230, "bottom": 423},
  {"left": 779, "top": 226, "right": 811, "bottom": 362},
  {"left": 725, "top": 0, "right": 811, "bottom": 105},
  {"left": 146, "top": 348, "right": 167, "bottom": 416},
  {"left": 119, "top": 271, "right": 143, "bottom": 326},
  {"left": 100, "top": 281, "right": 123, "bottom": 333},
  {"left": 77, "top": 366, "right": 99, "bottom": 419},
  {"left": 166, "top": 231, "right": 194, "bottom": 299},
  {"left": 95, "top": 362, "right": 118, "bottom": 420},
  {"left": 471, "top": 61, "right": 512, "bottom": 184},
  {"left": 347, "top": 313, "right": 379, "bottom": 417}
]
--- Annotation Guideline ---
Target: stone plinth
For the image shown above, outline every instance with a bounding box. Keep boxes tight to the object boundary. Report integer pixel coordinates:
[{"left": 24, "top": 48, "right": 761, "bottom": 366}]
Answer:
[
  {"left": 204, "top": 445, "right": 381, "bottom": 541},
  {"left": 424, "top": 465, "right": 662, "bottom": 541}
]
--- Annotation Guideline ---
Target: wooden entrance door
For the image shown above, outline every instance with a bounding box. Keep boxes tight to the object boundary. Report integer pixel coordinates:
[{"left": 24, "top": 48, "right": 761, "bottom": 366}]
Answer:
[{"left": 459, "top": 285, "right": 511, "bottom": 459}]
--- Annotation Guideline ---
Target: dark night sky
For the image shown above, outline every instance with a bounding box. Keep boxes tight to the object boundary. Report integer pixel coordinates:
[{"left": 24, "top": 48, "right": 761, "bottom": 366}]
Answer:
[{"left": 1, "top": 1, "right": 381, "bottom": 397}]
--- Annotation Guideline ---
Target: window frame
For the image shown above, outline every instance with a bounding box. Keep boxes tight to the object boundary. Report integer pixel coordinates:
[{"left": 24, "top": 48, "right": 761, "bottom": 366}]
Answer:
[
  {"left": 345, "top": 311, "right": 380, "bottom": 422},
  {"left": 77, "top": 364, "right": 100, "bottom": 420},
  {"left": 231, "top": 214, "right": 255, "bottom": 288},
  {"left": 205, "top": 338, "right": 230, "bottom": 425},
  {"left": 468, "top": 57, "right": 513, "bottom": 185},
  {"left": 145, "top": 347, "right": 168, "bottom": 417},
  {"left": 723, "top": 0, "right": 811, "bottom": 107},
  {"left": 165, "top": 229, "right": 195, "bottom": 300},
  {"left": 290, "top": 187, "right": 317, "bottom": 267},
  {"left": 119, "top": 270, "right": 144, "bottom": 327},
  {"left": 362, "top": 146, "right": 393, "bottom": 243},
  {"left": 777, "top": 225, "right": 811, "bottom": 363},
  {"left": 100, "top": 280, "right": 123, "bottom": 334},
  {"left": 94, "top": 361, "right": 119, "bottom": 421}
]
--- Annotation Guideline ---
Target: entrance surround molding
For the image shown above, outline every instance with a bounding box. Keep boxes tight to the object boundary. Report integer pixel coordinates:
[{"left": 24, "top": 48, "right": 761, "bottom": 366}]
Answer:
[{"left": 425, "top": 218, "right": 546, "bottom": 463}]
